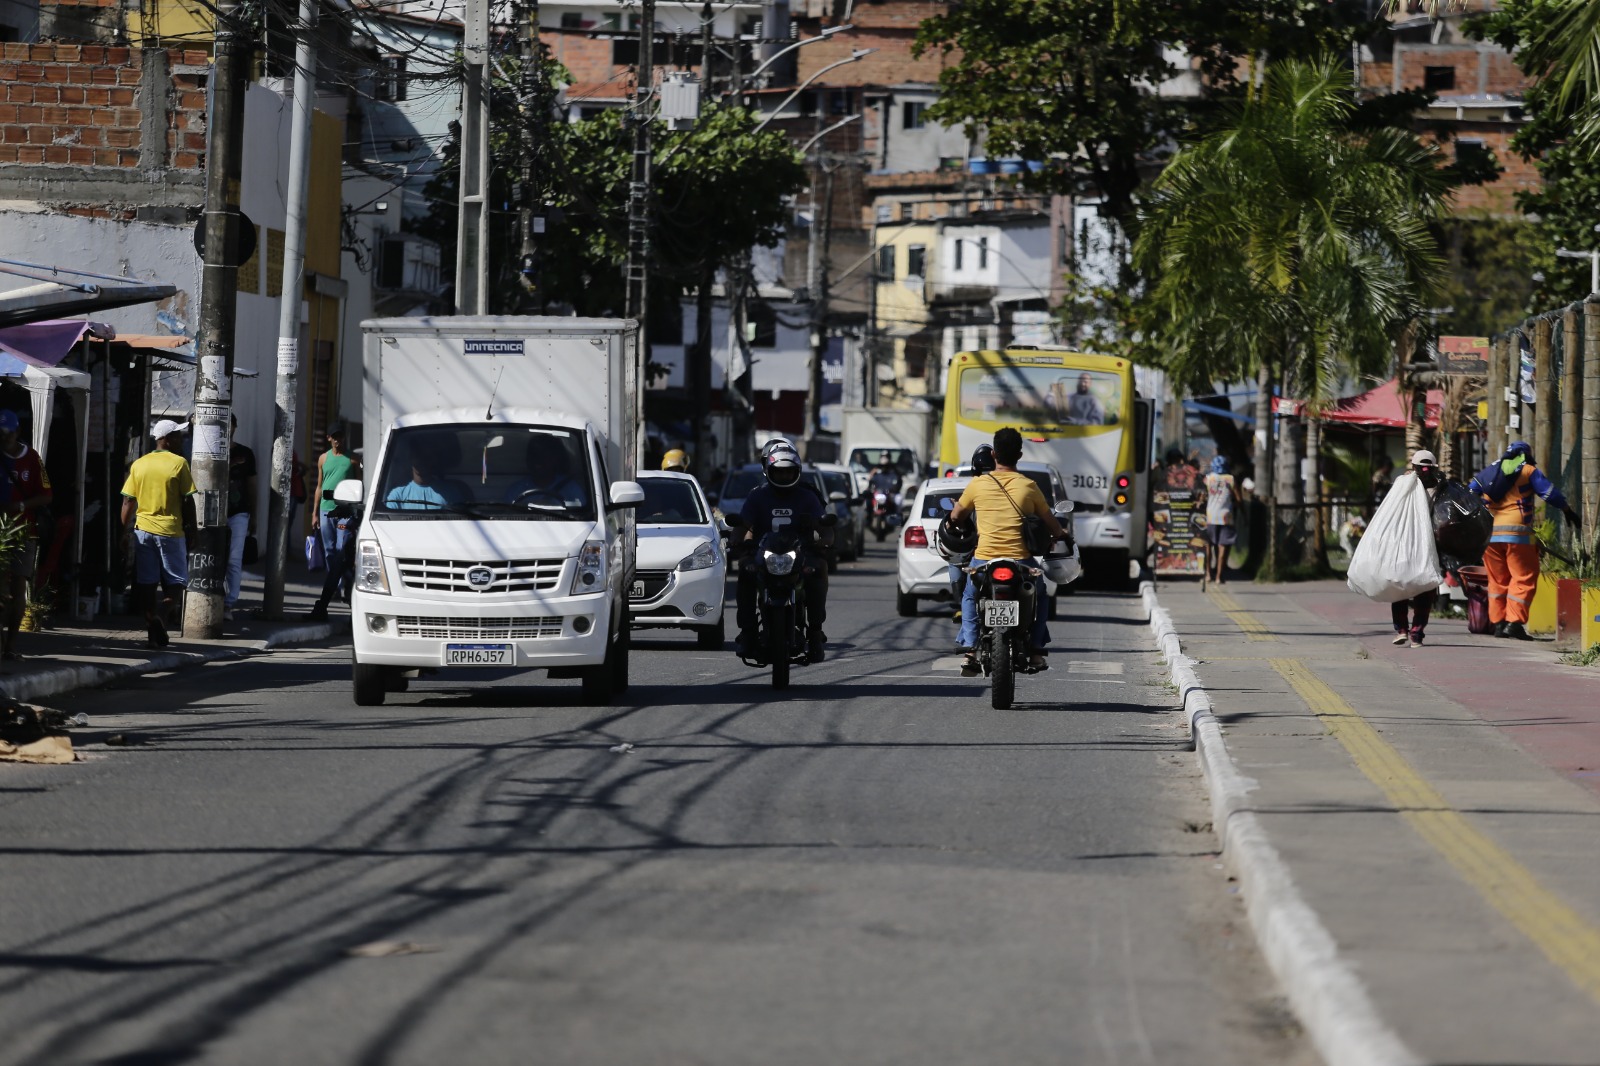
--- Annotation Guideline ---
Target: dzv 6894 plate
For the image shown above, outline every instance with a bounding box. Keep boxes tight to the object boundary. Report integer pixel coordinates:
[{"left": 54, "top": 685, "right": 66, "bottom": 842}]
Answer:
[{"left": 982, "top": 600, "right": 1020, "bottom": 628}]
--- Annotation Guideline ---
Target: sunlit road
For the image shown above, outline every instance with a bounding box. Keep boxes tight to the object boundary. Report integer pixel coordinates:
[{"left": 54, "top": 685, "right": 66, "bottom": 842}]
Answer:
[{"left": 0, "top": 547, "right": 1310, "bottom": 1065}]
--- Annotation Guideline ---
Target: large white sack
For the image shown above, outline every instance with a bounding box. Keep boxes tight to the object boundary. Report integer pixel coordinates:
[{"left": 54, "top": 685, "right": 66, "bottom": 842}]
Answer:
[{"left": 1346, "top": 472, "right": 1441, "bottom": 602}]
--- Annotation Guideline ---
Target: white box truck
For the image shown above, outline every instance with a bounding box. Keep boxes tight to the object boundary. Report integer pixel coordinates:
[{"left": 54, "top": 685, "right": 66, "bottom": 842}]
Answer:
[
  {"left": 840, "top": 405, "right": 935, "bottom": 496},
  {"left": 347, "top": 316, "right": 643, "bottom": 706}
]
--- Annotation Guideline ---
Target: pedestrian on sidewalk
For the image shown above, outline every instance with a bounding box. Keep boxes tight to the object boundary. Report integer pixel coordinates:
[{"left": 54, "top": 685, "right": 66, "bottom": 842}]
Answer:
[
  {"left": 0, "top": 410, "right": 51, "bottom": 660},
  {"left": 314, "top": 426, "right": 358, "bottom": 593},
  {"left": 1469, "top": 441, "right": 1579, "bottom": 641},
  {"left": 308, "top": 485, "right": 361, "bottom": 621},
  {"left": 1391, "top": 451, "right": 1444, "bottom": 647},
  {"left": 224, "top": 416, "right": 257, "bottom": 621},
  {"left": 1202, "top": 454, "right": 1239, "bottom": 585},
  {"left": 120, "top": 420, "right": 196, "bottom": 649}
]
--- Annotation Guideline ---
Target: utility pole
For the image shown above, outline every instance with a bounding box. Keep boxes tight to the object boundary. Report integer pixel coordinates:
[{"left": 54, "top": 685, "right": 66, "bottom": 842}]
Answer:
[
  {"left": 1534, "top": 316, "right": 1555, "bottom": 474},
  {"left": 517, "top": 0, "right": 545, "bottom": 304},
  {"left": 263, "top": 0, "right": 317, "bottom": 619},
  {"left": 805, "top": 161, "right": 835, "bottom": 442},
  {"left": 624, "top": 0, "right": 656, "bottom": 330},
  {"left": 184, "top": 0, "right": 251, "bottom": 638},
  {"left": 455, "top": 0, "right": 491, "bottom": 314},
  {"left": 1584, "top": 297, "right": 1600, "bottom": 539}
]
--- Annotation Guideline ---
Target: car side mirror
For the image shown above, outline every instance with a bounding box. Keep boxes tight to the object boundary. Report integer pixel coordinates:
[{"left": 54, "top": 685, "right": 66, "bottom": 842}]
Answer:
[
  {"left": 333, "top": 479, "right": 364, "bottom": 503},
  {"left": 723, "top": 512, "right": 746, "bottom": 530},
  {"left": 1053, "top": 500, "right": 1075, "bottom": 518},
  {"left": 819, "top": 513, "right": 838, "bottom": 527},
  {"left": 829, "top": 491, "right": 847, "bottom": 502},
  {"left": 608, "top": 480, "right": 645, "bottom": 508}
]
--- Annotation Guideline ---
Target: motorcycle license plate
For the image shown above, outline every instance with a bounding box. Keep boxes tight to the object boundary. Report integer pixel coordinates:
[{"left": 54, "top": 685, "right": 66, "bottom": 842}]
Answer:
[
  {"left": 982, "top": 600, "right": 1020, "bottom": 628},
  {"left": 444, "top": 643, "right": 512, "bottom": 666},
  {"left": 629, "top": 580, "right": 646, "bottom": 599}
]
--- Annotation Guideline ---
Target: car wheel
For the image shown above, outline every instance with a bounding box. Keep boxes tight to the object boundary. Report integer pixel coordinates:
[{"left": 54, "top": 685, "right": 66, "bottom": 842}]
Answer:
[
  {"left": 896, "top": 588, "right": 918, "bottom": 617},
  {"left": 696, "top": 615, "right": 726, "bottom": 650},
  {"left": 352, "top": 661, "right": 386, "bottom": 706}
]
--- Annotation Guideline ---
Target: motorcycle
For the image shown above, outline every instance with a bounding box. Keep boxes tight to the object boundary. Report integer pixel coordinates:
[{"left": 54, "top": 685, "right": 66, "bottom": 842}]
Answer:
[
  {"left": 969, "top": 501, "right": 1079, "bottom": 710},
  {"left": 868, "top": 489, "right": 902, "bottom": 542},
  {"left": 726, "top": 511, "right": 837, "bottom": 689}
]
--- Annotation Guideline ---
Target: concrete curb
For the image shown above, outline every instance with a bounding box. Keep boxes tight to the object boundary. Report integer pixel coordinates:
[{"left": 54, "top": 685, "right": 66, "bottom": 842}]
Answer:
[
  {"left": 1139, "top": 579, "right": 1422, "bottom": 1066},
  {"left": 1, "top": 622, "right": 342, "bottom": 704}
]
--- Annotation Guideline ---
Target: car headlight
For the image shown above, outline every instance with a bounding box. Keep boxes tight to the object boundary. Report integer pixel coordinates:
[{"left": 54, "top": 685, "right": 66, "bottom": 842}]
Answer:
[
  {"left": 570, "top": 540, "right": 606, "bottom": 595},
  {"left": 677, "top": 540, "right": 718, "bottom": 572},
  {"left": 355, "top": 539, "right": 390, "bottom": 595},
  {"left": 763, "top": 550, "right": 797, "bottom": 576}
]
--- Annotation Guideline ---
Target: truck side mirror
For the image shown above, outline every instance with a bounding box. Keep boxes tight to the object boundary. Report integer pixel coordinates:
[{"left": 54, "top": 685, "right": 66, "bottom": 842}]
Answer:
[
  {"left": 333, "top": 479, "right": 364, "bottom": 503},
  {"left": 608, "top": 481, "right": 645, "bottom": 508}
]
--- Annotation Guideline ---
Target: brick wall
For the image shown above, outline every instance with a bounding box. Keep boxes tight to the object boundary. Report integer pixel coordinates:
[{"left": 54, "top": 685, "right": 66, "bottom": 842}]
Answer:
[
  {"left": 1444, "top": 126, "right": 1539, "bottom": 216},
  {"left": 0, "top": 43, "right": 208, "bottom": 172}
]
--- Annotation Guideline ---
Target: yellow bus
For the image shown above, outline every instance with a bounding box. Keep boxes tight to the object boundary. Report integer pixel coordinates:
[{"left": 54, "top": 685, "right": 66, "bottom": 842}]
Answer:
[{"left": 940, "top": 347, "right": 1153, "bottom": 583}]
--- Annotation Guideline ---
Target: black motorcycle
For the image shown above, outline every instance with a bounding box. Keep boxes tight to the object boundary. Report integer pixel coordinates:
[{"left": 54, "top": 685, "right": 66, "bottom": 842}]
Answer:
[
  {"left": 727, "top": 512, "right": 835, "bottom": 689},
  {"left": 968, "top": 558, "right": 1043, "bottom": 709}
]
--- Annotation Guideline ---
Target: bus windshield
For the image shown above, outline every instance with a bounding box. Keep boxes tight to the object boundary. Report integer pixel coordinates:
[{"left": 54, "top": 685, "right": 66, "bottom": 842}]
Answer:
[{"left": 958, "top": 366, "right": 1123, "bottom": 428}]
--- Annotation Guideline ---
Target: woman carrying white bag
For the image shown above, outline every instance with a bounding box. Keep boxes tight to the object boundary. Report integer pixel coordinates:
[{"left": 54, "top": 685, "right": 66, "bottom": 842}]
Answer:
[{"left": 1346, "top": 450, "right": 1444, "bottom": 647}]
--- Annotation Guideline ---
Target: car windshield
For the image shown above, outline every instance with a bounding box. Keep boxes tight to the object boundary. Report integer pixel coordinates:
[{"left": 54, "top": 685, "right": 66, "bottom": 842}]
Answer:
[
  {"left": 720, "top": 469, "right": 764, "bottom": 500},
  {"left": 638, "top": 478, "right": 706, "bottom": 525},
  {"left": 920, "top": 490, "right": 965, "bottom": 519},
  {"left": 821, "top": 471, "right": 853, "bottom": 499},
  {"left": 849, "top": 448, "right": 917, "bottom": 475},
  {"left": 372, "top": 424, "right": 594, "bottom": 520}
]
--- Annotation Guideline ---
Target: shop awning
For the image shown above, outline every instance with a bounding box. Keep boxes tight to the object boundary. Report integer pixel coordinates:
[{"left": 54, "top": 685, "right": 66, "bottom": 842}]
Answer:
[
  {"left": 1323, "top": 378, "right": 1442, "bottom": 429},
  {"left": 0, "top": 320, "right": 113, "bottom": 374}
]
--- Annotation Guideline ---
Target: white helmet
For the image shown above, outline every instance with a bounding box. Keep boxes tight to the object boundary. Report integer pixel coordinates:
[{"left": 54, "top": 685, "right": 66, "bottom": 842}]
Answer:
[
  {"left": 761, "top": 440, "right": 802, "bottom": 488},
  {"left": 1042, "top": 545, "right": 1083, "bottom": 587}
]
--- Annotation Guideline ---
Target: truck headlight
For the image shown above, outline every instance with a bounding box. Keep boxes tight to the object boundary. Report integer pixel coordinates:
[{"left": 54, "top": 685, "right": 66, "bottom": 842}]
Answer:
[
  {"left": 355, "top": 540, "right": 390, "bottom": 595},
  {"left": 571, "top": 540, "right": 606, "bottom": 595},
  {"left": 763, "top": 549, "right": 797, "bottom": 576},
  {"left": 677, "top": 540, "right": 718, "bottom": 572}
]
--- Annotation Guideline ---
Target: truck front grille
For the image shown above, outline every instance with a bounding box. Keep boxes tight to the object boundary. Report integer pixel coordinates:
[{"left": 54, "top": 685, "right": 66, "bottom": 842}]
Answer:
[
  {"left": 395, "top": 557, "right": 565, "bottom": 593},
  {"left": 394, "top": 615, "right": 565, "bottom": 640}
]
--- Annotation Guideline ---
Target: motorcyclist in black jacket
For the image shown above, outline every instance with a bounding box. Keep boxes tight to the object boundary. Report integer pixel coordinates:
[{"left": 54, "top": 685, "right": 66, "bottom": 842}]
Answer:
[{"left": 733, "top": 439, "right": 833, "bottom": 661}]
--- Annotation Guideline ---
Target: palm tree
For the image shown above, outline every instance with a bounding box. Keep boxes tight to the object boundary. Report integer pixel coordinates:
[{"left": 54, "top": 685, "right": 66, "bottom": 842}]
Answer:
[{"left": 1134, "top": 57, "right": 1448, "bottom": 578}]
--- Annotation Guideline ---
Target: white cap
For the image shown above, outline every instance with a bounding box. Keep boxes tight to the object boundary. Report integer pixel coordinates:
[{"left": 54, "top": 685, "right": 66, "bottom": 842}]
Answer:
[
  {"left": 151, "top": 419, "right": 189, "bottom": 440},
  {"left": 1411, "top": 449, "right": 1437, "bottom": 467}
]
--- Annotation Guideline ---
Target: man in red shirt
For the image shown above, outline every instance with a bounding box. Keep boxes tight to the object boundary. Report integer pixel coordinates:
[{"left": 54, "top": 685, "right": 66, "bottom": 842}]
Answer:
[{"left": 0, "top": 409, "right": 51, "bottom": 658}]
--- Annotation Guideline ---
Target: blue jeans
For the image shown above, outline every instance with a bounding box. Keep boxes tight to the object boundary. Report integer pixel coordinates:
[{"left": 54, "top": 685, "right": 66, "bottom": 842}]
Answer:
[
  {"left": 133, "top": 529, "right": 188, "bottom": 588},
  {"left": 958, "top": 557, "right": 1050, "bottom": 651},
  {"left": 225, "top": 512, "right": 249, "bottom": 607},
  {"left": 319, "top": 510, "right": 348, "bottom": 561}
]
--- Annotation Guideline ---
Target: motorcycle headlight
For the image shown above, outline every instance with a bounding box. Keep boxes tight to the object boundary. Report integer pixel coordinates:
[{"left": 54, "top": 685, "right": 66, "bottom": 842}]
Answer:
[
  {"left": 355, "top": 539, "right": 390, "bottom": 595},
  {"left": 763, "top": 549, "right": 797, "bottom": 576},
  {"left": 677, "top": 540, "right": 719, "bottom": 572},
  {"left": 570, "top": 540, "right": 606, "bottom": 595}
]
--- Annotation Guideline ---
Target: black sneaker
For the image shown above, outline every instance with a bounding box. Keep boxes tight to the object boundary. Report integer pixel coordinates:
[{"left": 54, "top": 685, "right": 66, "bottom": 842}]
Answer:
[
  {"left": 807, "top": 629, "right": 826, "bottom": 662},
  {"left": 1493, "top": 621, "right": 1509, "bottom": 638},
  {"left": 734, "top": 630, "right": 758, "bottom": 657},
  {"left": 1504, "top": 622, "right": 1534, "bottom": 641},
  {"left": 307, "top": 603, "right": 329, "bottom": 622},
  {"left": 147, "top": 619, "right": 168, "bottom": 649}
]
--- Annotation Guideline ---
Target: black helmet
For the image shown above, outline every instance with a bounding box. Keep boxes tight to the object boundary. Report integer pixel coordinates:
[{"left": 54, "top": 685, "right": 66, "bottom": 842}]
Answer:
[
  {"left": 936, "top": 514, "right": 978, "bottom": 559},
  {"left": 761, "top": 439, "right": 802, "bottom": 488},
  {"left": 969, "top": 443, "right": 996, "bottom": 474}
]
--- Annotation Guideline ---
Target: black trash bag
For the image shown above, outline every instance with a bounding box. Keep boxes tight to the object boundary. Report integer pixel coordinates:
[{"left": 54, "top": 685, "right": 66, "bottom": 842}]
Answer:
[{"left": 1433, "top": 480, "right": 1491, "bottom": 565}]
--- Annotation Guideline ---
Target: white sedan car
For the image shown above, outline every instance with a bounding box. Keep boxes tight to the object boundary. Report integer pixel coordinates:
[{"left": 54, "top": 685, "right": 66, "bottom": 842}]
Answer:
[
  {"left": 896, "top": 477, "right": 1060, "bottom": 617},
  {"left": 630, "top": 472, "right": 727, "bottom": 648}
]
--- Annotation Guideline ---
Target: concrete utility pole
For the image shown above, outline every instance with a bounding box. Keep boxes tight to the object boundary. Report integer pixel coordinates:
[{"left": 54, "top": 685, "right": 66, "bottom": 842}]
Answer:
[
  {"left": 805, "top": 162, "right": 835, "bottom": 442},
  {"left": 1562, "top": 304, "right": 1581, "bottom": 491},
  {"left": 455, "top": 0, "right": 491, "bottom": 314},
  {"left": 1486, "top": 335, "right": 1505, "bottom": 459},
  {"left": 624, "top": 0, "right": 656, "bottom": 328},
  {"left": 1534, "top": 316, "right": 1555, "bottom": 472},
  {"left": 1520, "top": 324, "right": 1535, "bottom": 443},
  {"left": 1584, "top": 297, "right": 1600, "bottom": 539},
  {"left": 263, "top": 0, "right": 317, "bottom": 620},
  {"left": 517, "top": 0, "right": 545, "bottom": 303},
  {"left": 185, "top": 0, "right": 251, "bottom": 638}
]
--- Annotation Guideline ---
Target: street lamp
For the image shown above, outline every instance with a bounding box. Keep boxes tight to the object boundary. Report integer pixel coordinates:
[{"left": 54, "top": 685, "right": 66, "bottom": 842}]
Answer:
[
  {"left": 799, "top": 113, "right": 860, "bottom": 154},
  {"left": 744, "top": 24, "right": 853, "bottom": 89},
  {"left": 753, "top": 49, "right": 878, "bottom": 134},
  {"left": 1556, "top": 247, "right": 1599, "bottom": 294}
]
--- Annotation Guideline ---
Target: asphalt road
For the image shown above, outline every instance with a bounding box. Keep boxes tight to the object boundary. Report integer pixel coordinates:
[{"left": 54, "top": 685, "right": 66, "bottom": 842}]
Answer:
[{"left": 0, "top": 548, "right": 1311, "bottom": 1066}]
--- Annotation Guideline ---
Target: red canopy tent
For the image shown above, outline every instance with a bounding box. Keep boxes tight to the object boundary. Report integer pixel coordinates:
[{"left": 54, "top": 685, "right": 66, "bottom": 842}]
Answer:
[{"left": 1321, "top": 378, "right": 1442, "bottom": 429}]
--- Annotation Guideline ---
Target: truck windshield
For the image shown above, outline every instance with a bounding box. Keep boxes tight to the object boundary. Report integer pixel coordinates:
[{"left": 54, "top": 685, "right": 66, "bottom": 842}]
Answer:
[
  {"left": 373, "top": 424, "right": 595, "bottom": 520},
  {"left": 848, "top": 447, "right": 916, "bottom": 475}
]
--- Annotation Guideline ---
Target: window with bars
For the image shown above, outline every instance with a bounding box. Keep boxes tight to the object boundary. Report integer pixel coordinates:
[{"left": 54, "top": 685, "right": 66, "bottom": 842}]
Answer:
[{"left": 376, "top": 55, "right": 407, "bottom": 102}]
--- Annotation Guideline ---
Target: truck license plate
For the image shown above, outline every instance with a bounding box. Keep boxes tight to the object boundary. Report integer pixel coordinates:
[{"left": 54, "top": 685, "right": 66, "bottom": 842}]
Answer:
[
  {"left": 982, "top": 600, "right": 1020, "bottom": 628},
  {"left": 629, "top": 580, "right": 646, "bottom": 599},
  {"left": 444, "top": 643, "right": 512, "bottom": 666}
]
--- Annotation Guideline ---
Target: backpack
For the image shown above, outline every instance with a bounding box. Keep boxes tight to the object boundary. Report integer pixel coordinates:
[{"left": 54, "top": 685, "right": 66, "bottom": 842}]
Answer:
[{"left": 1470, "top": 455, "right": 1526, "bottom": 503}]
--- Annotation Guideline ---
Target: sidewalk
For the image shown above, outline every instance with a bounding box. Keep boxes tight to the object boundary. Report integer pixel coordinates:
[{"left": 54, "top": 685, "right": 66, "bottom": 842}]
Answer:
[
  {"left": 0, "top": 563, "right": 349, "bottom": 705},
  {"left": 1152, "top": 577, "right": 1600, "bottom": 1066}
]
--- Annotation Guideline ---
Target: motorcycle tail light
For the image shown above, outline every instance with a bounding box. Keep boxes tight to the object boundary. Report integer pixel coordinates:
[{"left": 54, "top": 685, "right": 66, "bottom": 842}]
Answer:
[
  {"left": 903, "top": 525, "right": 928, "bottom": 548},
  {"left": 990, "top": 566, "right": 1016, "bottom": 582}
]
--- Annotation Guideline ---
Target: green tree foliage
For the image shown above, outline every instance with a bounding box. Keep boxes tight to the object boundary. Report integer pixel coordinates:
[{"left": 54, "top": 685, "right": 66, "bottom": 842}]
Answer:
[
  {"left": 913, "top": 0, "right": 1380, "bottom": 224},
  {"left": 418, "top": 69, "right": 805, "bottom": 316},
  {"left": 1133, "top": 59, "right": 1449, "bottom": 400}
]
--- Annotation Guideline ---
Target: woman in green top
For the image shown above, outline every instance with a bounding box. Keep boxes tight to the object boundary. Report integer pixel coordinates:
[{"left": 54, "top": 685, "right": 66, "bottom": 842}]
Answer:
[{"left": 315, "top": 425, "right": 358, "bottom": 574}]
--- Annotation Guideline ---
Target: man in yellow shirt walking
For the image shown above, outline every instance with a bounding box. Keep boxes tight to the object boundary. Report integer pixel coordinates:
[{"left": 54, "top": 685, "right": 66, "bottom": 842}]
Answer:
[{"left": 121, "top": 419, "right": 196, "bottom": 648}]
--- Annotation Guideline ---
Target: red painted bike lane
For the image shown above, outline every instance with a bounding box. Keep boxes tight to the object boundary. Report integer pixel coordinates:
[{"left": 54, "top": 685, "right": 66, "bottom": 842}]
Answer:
[{"left": 1281, "top": 580, "right": 1600, "bottom": 798}]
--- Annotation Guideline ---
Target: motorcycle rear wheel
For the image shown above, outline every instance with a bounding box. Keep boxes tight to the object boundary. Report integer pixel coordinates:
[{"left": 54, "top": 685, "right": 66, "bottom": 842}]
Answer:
[
  {"left": 990, "top": 631, "right": 1014, "bottom": 710},
  {"left": 768, "top": 603, "right": 791, "bottom": 690}
]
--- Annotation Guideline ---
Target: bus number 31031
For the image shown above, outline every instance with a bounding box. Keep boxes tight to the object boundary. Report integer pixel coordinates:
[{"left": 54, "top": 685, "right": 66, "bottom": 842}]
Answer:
[{"left": 1070, "top": 474, "right": 1109, "bottom": 490}]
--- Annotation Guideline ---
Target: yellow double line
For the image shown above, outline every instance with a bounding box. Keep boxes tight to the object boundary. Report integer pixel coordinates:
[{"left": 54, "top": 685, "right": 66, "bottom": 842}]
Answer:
[
  {"left": 1207, "top": 588, "right": 1279, "bottom": 641},
  {"left": 1271, "top": 657, "right": 1600, "bottom": 1003}
]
